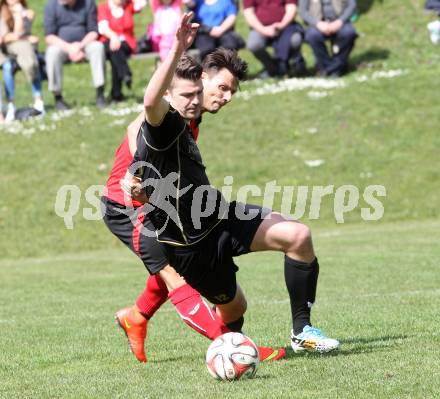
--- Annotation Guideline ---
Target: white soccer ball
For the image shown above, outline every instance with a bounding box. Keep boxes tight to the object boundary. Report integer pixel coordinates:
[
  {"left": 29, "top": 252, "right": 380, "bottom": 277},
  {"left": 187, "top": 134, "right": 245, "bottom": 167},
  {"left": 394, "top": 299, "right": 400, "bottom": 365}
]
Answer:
[{"left": 205, "top": 332, "right": 259, "bottom": 381}]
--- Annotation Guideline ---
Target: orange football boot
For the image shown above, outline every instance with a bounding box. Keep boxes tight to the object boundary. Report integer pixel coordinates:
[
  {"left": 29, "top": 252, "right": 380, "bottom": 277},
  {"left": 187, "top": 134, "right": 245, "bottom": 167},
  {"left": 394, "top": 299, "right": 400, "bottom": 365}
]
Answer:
[
  {"left": 115, "top": 307, "right": 148, "bottom": 363},
  {"left": 258, "top": 346, "right": 286, "bottom": 362}
]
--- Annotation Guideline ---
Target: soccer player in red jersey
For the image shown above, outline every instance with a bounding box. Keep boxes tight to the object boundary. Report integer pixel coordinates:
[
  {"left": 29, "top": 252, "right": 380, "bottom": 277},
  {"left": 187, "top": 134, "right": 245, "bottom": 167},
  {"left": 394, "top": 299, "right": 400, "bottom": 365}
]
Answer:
[{"left": 102, "top": 46, "right": 285, "bottom": 362}]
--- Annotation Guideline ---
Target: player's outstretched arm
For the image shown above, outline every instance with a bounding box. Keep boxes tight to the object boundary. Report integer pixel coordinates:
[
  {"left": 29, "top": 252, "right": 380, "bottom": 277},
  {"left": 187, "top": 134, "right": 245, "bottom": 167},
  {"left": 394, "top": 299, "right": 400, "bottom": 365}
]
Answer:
[{"left": 143, "top": 12, "right": 199, "bottom": 126}]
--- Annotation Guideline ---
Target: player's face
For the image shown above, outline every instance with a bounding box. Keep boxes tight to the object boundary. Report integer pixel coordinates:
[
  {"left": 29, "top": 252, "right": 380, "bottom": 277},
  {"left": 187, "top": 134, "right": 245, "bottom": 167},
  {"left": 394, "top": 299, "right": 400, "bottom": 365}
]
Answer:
[
  {"left": 201, "top": 68, "right": 238, "bottom": 114},
  {"left": 168, "top": 78, "right": 204, "bottom": 120}
]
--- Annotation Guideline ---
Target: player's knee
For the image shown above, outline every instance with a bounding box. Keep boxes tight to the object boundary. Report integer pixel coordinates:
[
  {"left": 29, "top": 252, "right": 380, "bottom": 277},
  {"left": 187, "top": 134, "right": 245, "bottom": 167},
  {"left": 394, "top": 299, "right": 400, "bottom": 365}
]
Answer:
[
  {"left": 159, "top": 266, "right": 186, "bottom": 291},
  {"left": 234, "top": 285, "right": 247, "bottom": 315},
  {"left": 286, "top": 223, "right": 313, "bottom": 255},
  {"left": 216, "top": 295, "right": 247, "bottom": 324},
  {"left": 236, "top": 296, "right": 247, "bottom": 316}
]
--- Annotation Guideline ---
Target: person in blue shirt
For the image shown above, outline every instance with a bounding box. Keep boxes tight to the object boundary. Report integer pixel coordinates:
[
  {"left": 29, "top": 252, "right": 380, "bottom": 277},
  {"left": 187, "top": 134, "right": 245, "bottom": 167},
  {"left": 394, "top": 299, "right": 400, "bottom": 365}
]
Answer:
[{"left": 183, "top": 0, "right": 244, "bottom": 59}]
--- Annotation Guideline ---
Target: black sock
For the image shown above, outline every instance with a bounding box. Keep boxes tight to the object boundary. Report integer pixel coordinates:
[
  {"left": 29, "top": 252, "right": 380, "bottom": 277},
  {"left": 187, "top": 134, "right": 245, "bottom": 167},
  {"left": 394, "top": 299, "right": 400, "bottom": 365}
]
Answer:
[
  {"left": 226, "top": 316, "right": 244, "bottom": 333},
  {"left": 96, "top": 85, "right": 104, "bottom": 97},
  {"left": 284, "top": 256, "right": 319, "bottom": 335},
  {"left": 54, "top": 93, "right": 63, "bottom": 101}
]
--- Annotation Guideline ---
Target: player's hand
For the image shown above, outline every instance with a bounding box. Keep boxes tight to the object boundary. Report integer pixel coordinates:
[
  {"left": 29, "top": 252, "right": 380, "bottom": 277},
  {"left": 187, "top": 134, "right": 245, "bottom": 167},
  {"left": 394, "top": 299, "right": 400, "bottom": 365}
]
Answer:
[
  {"left": 120, "top": 176, "right": 150, "bottom": 204},
  {"left": 175, "top": 12, "right": 199, "bottom": 51}
]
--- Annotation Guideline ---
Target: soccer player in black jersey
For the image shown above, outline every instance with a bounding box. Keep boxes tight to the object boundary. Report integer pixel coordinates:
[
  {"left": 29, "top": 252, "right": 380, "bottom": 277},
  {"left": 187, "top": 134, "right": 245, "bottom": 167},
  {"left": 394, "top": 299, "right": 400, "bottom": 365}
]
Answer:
[
  {"left": 131, "top": 12, "right": 340, "bottom": 352},
  {"left": 107, "top": 48, "right": 285, "bottom": 362}
]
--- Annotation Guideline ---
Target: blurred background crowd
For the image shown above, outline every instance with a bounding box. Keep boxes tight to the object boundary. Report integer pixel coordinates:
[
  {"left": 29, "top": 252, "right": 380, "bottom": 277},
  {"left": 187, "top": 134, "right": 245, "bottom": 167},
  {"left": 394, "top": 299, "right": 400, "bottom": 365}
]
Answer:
[{"left": 0, "top": 0, "right": 439, "bottom": 123}]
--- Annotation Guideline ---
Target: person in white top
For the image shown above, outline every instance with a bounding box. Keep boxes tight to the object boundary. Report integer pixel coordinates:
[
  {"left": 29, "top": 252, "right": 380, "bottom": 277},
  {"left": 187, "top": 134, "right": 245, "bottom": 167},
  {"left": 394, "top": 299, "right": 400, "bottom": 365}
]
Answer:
[{"left": 0, "top": 0, "right": 45, "bottom": 121}]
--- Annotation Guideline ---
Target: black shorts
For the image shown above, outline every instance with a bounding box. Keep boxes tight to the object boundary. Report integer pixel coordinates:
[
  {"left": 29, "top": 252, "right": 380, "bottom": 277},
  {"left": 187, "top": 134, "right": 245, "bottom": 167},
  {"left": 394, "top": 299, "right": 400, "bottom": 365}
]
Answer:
[
  {"left": 101, "top": 196, "right": 169, "bottom": 274},
  {"left": 165, "top": 201, "right": 269, "bottom": 304}
]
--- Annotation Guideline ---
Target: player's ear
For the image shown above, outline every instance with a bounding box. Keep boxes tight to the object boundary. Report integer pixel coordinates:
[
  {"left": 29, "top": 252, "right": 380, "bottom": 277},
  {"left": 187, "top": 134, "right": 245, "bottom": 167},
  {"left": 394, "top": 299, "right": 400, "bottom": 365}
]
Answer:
[
  {"left": 164, "top": 89, "right": 171, "bottom": 102},
  {"left": 201, "top": 71, "right": 208, "bottom": 81}
]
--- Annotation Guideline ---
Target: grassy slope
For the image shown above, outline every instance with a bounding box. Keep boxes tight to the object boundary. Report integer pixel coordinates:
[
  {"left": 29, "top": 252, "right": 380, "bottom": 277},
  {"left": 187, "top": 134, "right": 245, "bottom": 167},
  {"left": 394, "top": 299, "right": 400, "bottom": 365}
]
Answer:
[{"left": 1, "top": 0, "right": 439, "bottom": 258}]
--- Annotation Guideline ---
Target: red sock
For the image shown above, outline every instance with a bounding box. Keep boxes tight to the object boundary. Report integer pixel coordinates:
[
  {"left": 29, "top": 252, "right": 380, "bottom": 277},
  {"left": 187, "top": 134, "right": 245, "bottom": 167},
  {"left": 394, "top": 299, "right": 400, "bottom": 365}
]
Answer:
[
  {"left": 168, "top": 284, "right": 230, "bottom": 340},
  {"left": 136, "top": 274, "right": 169, "bottom": 319}
]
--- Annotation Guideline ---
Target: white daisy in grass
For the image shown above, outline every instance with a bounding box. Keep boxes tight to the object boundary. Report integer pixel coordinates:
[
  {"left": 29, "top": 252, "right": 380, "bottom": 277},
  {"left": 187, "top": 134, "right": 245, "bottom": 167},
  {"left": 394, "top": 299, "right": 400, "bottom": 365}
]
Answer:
[
  {"left": 372, "top": 69, "right": 405, "bottom": 79},
  {"left": 102, "top": 104, "right": 143, "bottom": 116},
  {"left": 304, "top": 159, "right": 325, "bottom": 167},
  {"left": 110, "top": 119, "right": 127, "bottom": 126},
  {"left": 307, "top": 91, "right": 329, "bottom": 99}
]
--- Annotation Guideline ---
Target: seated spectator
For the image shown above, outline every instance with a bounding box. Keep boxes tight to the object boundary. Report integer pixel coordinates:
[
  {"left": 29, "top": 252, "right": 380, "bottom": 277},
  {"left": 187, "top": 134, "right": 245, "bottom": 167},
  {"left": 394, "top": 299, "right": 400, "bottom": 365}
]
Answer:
[
  {"left": 44, "top": 0, "right": 106, "bottom": 110},
  {"left": 183, "top": 0, "right": 244, "bottom": 59},
  {"left": 0, "top": 0, "right": 45, "bottom": 121},
  {"left": 243, "top": 0, "right": 305, "bottom": 78},
  {"left": 149, "top": 0, "right": 181, "bottom": 61},
  {"left": 425, "top": 0, "right": 440, "bottom": 15},
  {"left": 0, "top": 49, "right": 4, "bottom": 123},
  {"left": 299, "top": 0, "right": 357, "bottom": 77},
  {"left": 98, "top": 0, "right": 146, "bottom": 102}
]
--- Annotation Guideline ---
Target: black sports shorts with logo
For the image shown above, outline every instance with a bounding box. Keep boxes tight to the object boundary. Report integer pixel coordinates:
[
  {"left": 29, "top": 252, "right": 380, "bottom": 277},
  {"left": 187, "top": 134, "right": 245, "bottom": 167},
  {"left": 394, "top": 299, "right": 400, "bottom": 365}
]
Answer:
[
  {"left": 164, "top": 201, "right": 270, "bottom": 304},
  {"left": 101, "top": 196, "right": 168, "bottom": 274}
]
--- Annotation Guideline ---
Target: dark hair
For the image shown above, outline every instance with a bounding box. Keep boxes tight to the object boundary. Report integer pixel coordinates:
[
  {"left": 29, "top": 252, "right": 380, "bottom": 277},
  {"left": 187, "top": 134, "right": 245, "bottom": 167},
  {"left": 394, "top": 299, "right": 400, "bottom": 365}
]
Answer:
[
  {"left": 1, "top": 0, "right": 28, "bottom": 31},
  {"left": 174, "top": 54, "right": 203, "bottom": 82},
  {"left": 202, "top": 48, "right": 248, "bottom": 82}
]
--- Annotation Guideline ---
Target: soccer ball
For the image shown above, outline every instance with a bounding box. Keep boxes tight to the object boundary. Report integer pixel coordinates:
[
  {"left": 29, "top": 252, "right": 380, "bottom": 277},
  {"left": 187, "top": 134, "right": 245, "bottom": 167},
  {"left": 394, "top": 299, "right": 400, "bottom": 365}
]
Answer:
[{"left": 205, "top": 332, "right": 259, "bottom": 381}]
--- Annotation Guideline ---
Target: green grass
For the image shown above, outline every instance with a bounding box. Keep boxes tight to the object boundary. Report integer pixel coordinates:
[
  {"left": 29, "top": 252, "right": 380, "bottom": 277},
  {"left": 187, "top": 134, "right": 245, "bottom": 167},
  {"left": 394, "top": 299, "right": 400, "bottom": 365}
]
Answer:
[
  {"left": 1, "top": 220, "right": 440, "bottom": 398},
  {"left": 1, "top": 1, "right": 439, "bottom": 258},
  {"left": 1, "top": 0, "right": 440, "bottom": 397}
]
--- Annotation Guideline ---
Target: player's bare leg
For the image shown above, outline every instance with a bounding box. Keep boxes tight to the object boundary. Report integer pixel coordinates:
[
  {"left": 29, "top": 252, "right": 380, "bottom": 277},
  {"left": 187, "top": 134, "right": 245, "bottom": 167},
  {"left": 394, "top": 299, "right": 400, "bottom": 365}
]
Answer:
[
  {"left": 250, "top": 212, "right": 340, "bottom": 353},
  {"left": 215, "top": 285, "right": 286, "bottom": 361}
]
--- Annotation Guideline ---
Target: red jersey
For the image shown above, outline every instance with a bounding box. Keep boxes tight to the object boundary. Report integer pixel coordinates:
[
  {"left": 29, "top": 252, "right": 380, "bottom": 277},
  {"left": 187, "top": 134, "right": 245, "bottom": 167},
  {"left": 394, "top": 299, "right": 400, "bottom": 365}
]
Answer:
[
  {"left": 243, "top": 0, "right": 297, "bottom": 26},
  {"left": 105, "top": 119, "right": 201, "bottom": 208},
  {"left": 105, "top": 134, "right": 144, "bottom": 207},
  {"left": 97, "top": 0, "right": 138, "bottom": 53}
]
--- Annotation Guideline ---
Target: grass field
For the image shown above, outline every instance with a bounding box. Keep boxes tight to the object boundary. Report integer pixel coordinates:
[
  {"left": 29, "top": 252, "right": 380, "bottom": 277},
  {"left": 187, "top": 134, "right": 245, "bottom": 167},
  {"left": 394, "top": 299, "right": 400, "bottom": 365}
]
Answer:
[
  {"left": 1, "top": 0, "right": 440, "bottom": 397},
  {"left": 1, "top": 220, "right": 440, "bottom": 398}
]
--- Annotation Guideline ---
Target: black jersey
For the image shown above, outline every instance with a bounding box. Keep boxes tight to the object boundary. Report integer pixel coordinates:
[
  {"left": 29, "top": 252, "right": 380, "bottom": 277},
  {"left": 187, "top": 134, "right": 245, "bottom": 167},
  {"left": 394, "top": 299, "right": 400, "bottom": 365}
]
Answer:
[{"left": 132, "top": 107, "right": 226, "bottom": 246}]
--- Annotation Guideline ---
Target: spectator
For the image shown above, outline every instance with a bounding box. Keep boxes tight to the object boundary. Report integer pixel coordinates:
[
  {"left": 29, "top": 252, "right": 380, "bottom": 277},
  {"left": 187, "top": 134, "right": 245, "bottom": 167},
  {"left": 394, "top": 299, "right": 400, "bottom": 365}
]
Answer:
[
  {"left": 299, "top": 0, "right": 357, "bottom": 77},
  {"left": 44, "top": 0, "right": 106, "bottom": 110},
  {"left": 98, "top": 0, "right": 146, "bottom": 102},
  {"left": 0, "top": 48, "right": 4, "bottom": 123},
  {"left": 0, "top": 0, "right": 45, "bottom": 121},
  {"left": 243, "top": 0, "right": 305, "bottom": 78},
  {"left": 149, "top": 0, "right": 182, "bottom": 61},
  {"left": 425, "top": 0, "right": 440, "bottom": 15},
  {"left": 183, "top": 0, "right": 244, "bottom": 59}
]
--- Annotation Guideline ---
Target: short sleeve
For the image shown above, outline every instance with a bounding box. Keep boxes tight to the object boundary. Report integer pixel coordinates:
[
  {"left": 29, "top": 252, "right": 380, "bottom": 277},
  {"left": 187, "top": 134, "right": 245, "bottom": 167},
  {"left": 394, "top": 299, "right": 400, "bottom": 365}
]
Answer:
[
  {"left": 86, "top": 0, "right": 99, "bottom": 33},
  {"left": 225, "top": 0, "right": 237, "bottom": 16},
  {"left": 44, "top": 0, "right": 57, "bottom": 36},
  {"left": 143, "top": 107, "right": 188, "bottom": 151},
  {"left": 97, "top": 2, "right": 109, "bottom": 23},
  {"left": 242, "top": 0, "right": 255, "bottom": 10}
]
